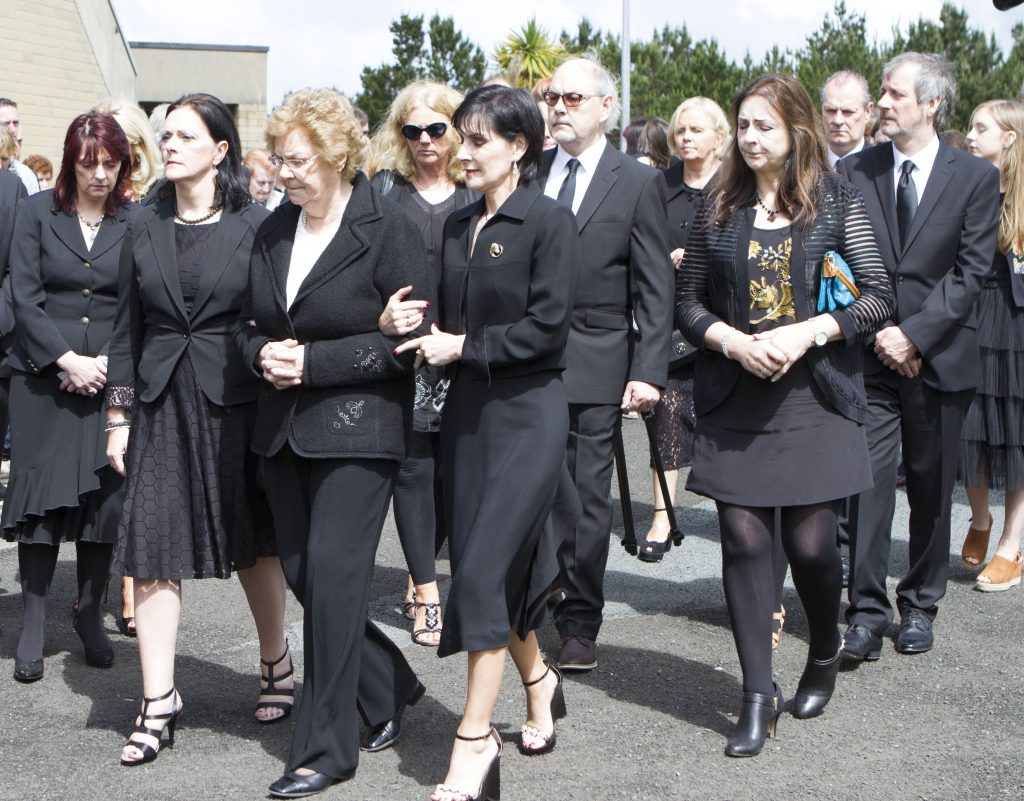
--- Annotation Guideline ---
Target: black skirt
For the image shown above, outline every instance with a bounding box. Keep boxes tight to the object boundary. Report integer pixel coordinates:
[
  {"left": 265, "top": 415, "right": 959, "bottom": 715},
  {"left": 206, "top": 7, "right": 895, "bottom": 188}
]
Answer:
[
  {"left": 686, "top": 361, "right": 872, "bottom": 507},
  {"left": 1, "top": 372, "right": 123, "bottom": 546},
  {"left": 437, "top": 370, "right": 566, "bottom": 657},
  {"left": 111, "top": 355, "right": 276, "bottom": 580}
]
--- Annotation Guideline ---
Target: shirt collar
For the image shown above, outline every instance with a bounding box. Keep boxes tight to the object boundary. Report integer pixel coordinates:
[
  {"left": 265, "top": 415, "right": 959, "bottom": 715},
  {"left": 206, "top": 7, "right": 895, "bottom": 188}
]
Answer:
[
  {"left": 552, "top": 136, "right": 607, "bottom": 176},
  {"left": 826, "top": 139, "right": 865, "bottom": 168},
  {"left": 892, "top": 134, "right": 940, "bottom": 176}
]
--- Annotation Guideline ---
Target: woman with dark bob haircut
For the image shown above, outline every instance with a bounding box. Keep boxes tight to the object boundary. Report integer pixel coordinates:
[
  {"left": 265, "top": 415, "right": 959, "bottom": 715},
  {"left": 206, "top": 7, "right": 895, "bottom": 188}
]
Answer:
[
  {"left": 676, "top": 73, "right": 893, "bottom": 757},
  {"left": 3, "top": 112, "right": 134, "bottom": 683},
  {"left": 105, "top": 92, "right": 289, "bottom": 764},
  {"left": 397, "top": 85, "right": 581, "bottom": 801}
]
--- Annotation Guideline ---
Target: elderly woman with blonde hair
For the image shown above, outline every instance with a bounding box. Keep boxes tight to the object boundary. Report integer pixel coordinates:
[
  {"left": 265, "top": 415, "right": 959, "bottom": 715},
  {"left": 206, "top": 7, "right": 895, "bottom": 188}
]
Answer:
[
  {"left": 369, "top": 80, "right": 478, "bottom": 648},
  {"left": 235, "top": 87, "right": 433, "bottom": 798}
]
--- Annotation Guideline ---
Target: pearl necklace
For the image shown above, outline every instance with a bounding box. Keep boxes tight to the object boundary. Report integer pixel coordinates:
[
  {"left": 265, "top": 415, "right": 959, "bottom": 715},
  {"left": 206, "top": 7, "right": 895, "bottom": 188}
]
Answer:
[{"left": 174, "top": 198, "right": 223, "bottom": 224}]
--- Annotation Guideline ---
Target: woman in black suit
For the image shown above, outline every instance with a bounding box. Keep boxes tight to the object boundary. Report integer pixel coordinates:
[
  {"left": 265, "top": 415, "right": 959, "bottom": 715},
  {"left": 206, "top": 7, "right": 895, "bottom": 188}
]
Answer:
[
  {"left": 105, "top": 94, "right": 290, "bottom": 765},
  {"left": 234, "top": 88, "right": 430, "bottom": 799},
  {"left": 676, "top": 74, "right": 893, "bottom": 756},
  {"left": 397, "top": 85, "right": 580, "bottom": 801},
  {"left": 3, "top": 112, "right": 133, "bottom": 682}
]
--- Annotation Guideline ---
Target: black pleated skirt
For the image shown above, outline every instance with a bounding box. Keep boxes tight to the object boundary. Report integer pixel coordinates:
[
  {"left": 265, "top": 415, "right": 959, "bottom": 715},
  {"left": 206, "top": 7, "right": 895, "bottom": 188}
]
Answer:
[{"left": 111, "top": 355, "right": 276, "bottom": 580}]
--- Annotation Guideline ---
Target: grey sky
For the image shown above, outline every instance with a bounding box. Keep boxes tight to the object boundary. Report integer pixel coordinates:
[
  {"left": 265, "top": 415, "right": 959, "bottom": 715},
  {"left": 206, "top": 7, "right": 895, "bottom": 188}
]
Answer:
[{"left": 110, "top": 1, "right": 1022, "bottom": 108}]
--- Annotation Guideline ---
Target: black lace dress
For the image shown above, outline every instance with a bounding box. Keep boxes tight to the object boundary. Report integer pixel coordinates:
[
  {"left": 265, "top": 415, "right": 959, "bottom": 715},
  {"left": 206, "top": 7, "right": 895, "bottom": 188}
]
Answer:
[{"left": 108, "top": 223, "right": 275, "bottom": 579}]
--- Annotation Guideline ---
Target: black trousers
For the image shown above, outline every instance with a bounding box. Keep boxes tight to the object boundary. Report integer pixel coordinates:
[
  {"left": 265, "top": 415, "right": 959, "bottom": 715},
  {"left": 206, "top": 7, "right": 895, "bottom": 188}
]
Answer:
[
  {"left": 846, "top": 370, "right": 973, "bottom": 634},
  {"left": 554, "top": 403, "right": 618, "bottom": 641},
  {"left": 262, "top": 448, "right": 420, "bottom": 779}
]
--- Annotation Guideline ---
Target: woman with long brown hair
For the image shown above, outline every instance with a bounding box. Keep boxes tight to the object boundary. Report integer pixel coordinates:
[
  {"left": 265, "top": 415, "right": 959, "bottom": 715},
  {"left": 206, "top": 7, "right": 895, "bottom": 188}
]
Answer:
[
  {"left": 676, "top": 73, "right": 892, "bottom": 756},
  {"left": 959, "top": 99, "right": 1024, "bottom": 590}
]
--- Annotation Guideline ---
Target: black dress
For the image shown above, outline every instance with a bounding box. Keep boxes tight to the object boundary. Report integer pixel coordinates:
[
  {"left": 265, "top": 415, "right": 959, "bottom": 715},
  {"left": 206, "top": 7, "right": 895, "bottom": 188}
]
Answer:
[
  {"left": 686, "top": 226, "right": 872, "bottom": 507},
  {"left": 110, "top": 223, "right": 275, "bottom": 580}
]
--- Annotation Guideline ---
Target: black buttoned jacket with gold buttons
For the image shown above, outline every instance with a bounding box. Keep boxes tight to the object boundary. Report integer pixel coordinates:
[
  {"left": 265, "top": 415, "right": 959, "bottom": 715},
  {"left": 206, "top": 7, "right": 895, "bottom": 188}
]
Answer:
[{"left": 8, "top": 189, "right": 137, "bottom": 376}]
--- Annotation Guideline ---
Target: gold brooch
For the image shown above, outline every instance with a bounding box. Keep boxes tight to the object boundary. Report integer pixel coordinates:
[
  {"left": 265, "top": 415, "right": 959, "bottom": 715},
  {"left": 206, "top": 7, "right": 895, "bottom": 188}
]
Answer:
[{"left": 489, "top": 243, "right": 504, "bottom": 258}]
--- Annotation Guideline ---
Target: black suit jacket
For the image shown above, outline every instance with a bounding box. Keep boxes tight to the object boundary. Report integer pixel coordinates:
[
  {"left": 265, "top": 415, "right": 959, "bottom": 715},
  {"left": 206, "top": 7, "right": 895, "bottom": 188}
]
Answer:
[
  {"left": 540, "top": 142, "right": 673, "bottom": 405},
  {"left": 8, "top": 189, "right": 135, "bottom": 375},
  {"left": 441, "top": 180, "right": 580, "bottom": 382},
  {"left": 106, "top": 193, "right": 270, "bottom": 406},
  {"left": 0, "top": 170, "right": 28, "bottom": 365},
  {"left": 234, "top": 173, "right": 435, "bottom": 460},
  {"left": 663, "top": 163, "right": 717, "bottom": 253},
  {"left": 837, "top": 142, "right": 1000, "bottom": 392}
]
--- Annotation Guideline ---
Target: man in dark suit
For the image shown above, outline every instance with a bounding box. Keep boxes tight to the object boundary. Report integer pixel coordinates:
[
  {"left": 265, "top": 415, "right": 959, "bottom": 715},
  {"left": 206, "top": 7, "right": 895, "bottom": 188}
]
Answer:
[
  {"left": 540, "top": 56, "right": 673, "bottom": 671},
  {"left": 837, "top": 52, "right": 1000, "bottom": 660},
  {"left": 0, "top": 168, "right": 28, "bottom": 499},
  {"left": 822, "top": 70, "right": 873, "bottom": 172}
]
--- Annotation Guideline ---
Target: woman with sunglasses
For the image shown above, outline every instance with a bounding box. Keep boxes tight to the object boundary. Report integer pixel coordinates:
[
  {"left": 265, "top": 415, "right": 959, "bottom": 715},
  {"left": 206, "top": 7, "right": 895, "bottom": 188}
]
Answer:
[{"left": 369, "top": 81, "right": 478, "bottom": 649}]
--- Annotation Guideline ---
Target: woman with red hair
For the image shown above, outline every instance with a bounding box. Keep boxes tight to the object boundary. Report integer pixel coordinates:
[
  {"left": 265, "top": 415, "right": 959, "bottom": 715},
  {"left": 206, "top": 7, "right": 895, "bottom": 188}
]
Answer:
[{"left": 2, "top": 112, "right": 136, "bottom": 683}]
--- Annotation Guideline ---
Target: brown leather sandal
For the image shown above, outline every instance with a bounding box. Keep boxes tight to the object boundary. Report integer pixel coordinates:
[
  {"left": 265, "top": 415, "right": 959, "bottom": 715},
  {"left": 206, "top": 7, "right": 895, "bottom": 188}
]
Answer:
[
  {"left": 771, "top": 604, "right": 786, "bottom": 650},
  {"left": 975, "top": 551, "right": 1022, "bottom": 592},
  {"left": 961, "top": 514, "right": 992, "bottom": 569}
]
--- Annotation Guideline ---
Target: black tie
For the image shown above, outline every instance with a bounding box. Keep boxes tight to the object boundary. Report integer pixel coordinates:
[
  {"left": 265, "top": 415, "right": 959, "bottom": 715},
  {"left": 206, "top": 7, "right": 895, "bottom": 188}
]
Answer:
[
  {"left": 897, "top": 160, "right": 918, "bottom": 249},
  {"left": 556, "top": 158, "right": 580, "bottom": 209}
]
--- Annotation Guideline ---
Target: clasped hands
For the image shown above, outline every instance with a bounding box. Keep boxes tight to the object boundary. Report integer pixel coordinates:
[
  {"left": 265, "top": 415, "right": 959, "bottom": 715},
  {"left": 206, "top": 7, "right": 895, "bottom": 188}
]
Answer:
[
  {"left": 259, "top": 339, "right": 305, "bottom": 389},
  {"left": 873, "top": 326, "right": 922, "bottom": 378},
  {"left": 732, "top": 322, "right": 815, "bottom": 382},
  {"left": 56, "top": 351, "right": 106, "bottom": 396}
]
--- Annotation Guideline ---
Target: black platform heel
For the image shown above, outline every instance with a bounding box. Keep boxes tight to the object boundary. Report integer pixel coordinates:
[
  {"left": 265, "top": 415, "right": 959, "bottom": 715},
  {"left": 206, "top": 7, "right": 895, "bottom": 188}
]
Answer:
[
  {"left": 725, "top": 682, "right": 783, "bottom": 757},
  {"left": 638, "top": 510, "right": 672, "bottom": 563},
  {"left": 121, "top": 687, "right": 182, "bottom": 766},
  {"left": 792, "top": 639, "right": 843, "bottom": 719},
  {"left": 519, "top": 661, "right": 567, "bottom": 756},
  {"left": 433, "top": 728, "right": 502, "bottom": 801}
]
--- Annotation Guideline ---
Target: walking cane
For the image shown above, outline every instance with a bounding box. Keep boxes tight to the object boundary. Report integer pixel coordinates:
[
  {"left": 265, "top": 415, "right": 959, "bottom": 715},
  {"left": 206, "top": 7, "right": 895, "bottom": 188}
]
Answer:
[
  {"left": 643, "top": 410, "right": 684, "bottom": 547},
  {"left": 613, "top": 420, "right": 638, "bottom": 555}
]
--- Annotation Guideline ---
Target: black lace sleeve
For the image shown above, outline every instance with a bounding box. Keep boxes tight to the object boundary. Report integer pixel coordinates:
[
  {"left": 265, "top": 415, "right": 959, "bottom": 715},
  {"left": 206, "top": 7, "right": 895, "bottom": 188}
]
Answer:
[{"left": 103, "top": 385, "right": 135, "bottom": 411}]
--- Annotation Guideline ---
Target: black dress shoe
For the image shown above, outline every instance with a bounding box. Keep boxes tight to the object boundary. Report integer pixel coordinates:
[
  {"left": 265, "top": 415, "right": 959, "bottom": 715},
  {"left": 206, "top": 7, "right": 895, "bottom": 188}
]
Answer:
[
  {"left": 725, "top": 683, "right": 783, "bottom": 757},
  {"left": 841, "top": 624, "right": 882, "bottom": 662},
  {"left": 268, "top": 769, "right": 347, "bottom": 798},
  {"left": 359, "top": 682, "right": 426, "bottom": 752},
  {"left": 895, "top": 609, "right": 934, "bottom": 654},
  {"left": 14, "top": 658, "right": 44, "bottom": 683},
  {"left": 792, "top": 645, "right": 842, "bottom": 719},
  {"left": 556, "top": 635, "right": 597, "bottom": 672}
]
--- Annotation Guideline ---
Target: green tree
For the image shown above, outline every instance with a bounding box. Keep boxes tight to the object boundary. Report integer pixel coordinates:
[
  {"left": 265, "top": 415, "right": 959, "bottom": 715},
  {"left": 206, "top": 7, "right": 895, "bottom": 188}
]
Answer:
[
  {"left": 794, "top": 2, "right": 885, "bottom": 101},
  {"left": 494, "top": 18, "right": 565, "bottom": 87}
]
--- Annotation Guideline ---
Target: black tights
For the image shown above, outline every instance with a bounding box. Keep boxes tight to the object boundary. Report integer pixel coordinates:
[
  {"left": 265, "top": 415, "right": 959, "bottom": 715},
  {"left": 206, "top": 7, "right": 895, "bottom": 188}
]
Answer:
[
  {"left": 16, "top": 541, "right": 113, "bottom": 662},
  {"left": 718, "top": 500, "right": 843, "bottom": 696}
]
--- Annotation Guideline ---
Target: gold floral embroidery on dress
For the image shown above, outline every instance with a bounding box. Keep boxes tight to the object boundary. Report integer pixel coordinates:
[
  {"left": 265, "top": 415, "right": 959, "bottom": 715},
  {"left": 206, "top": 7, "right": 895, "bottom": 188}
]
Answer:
[{"left": 749, "top": 236, "right": 795, "bottom": 325}]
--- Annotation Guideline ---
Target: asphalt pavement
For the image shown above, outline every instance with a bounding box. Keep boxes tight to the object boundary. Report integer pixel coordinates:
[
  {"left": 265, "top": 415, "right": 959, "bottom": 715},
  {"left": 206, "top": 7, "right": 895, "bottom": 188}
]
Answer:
[{"left": 0, "top": 418, "right": 1020, "bottom": 801}]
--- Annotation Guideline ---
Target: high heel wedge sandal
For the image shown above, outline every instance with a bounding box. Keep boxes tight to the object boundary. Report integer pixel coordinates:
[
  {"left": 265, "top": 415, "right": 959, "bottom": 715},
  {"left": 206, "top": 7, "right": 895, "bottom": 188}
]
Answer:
[
  {"left": 432, "top": 728, "right": 502, "bottom": 801},
  {"left": 256, "top": 642, "right": 295, "bottom": 724},
  {"left": 975, "top": 551, "right": 1023, "bottom": 592},
  {"left": 638, "top": 510, "right": 672, "bottom": 563},
  {"left": 961, "top": 513, "right": 992, "bottom": 569},
  {"left": 771, "top": 604, "right": 786, "bottom": 650},
  {"left": 725, "top": 683, "right": 783, "bottom": 758},
  {"left": 519, "top": 662, "right": 567, "bottom": 756},
  {"left": 121, "top": 687, "right": 182, "bottom": 766},
  {"left": 413, "top": 602, "right": 442, "bottom": 647}
]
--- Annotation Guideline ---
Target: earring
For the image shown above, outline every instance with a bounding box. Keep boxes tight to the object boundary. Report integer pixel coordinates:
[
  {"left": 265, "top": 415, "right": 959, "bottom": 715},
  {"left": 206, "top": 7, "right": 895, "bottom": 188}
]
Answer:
[
  {"left": 212, "top": 166, "right": 219, "bottom": 176},
  {"left": 511, "top": 160, "right": 520, "bottom": 178}
]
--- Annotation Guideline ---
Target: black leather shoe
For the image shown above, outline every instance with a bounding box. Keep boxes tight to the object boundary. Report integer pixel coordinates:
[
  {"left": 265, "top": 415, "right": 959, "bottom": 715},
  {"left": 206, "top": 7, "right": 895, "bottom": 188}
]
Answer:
[
  {"left": 360, "top": 682, "right": 426, "bottom": 752},
  {"left": 895, "top": 609, "right": 934, "bottom": 654},
  {"left": 725, "top": 683, "right": 783, "bottom": 757},
  {"left": 792, "top": 645, "right": 842, "bottom": 719},
  {"left": 268, "top": 769, "right": 346, "bottom": 798},
  {"left": 14, "top": 658, "right": 44, "bottom": 683},
  {"left": 841, "top": 624, "right": 882, "bottom": 662},
  {"left": 556, "top": 635, "right": 597, "bottom": 671}
]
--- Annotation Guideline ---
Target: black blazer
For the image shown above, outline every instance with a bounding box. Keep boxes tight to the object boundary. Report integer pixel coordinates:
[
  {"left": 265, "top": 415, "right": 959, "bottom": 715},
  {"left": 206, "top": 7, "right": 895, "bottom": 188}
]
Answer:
[
  {"left": 8, "top": 189, "right": 135, "bottom": 376},
  {"left": 676, "top": 171, "right": 894, "bottom": 423},
  {"left": 234, "top": 173, "right": 435, "bottom": 460},
  {"left": 441, "top": 181, "right": 580, "bottom": 382},
  {"left": 837, "top": 142, "right": 1000, "bottom": 392},
  {"left": 663, "top": 163, "right": 717, "bottom": 252},
  {"left": 539, "top": 142, "right": 673, "bottom": 405},
  {"left": 106, "top": 193, "right": 270, "bottom": 406},
  {"left": 0, "top": 170, "right": 28, "bottom": 362}
]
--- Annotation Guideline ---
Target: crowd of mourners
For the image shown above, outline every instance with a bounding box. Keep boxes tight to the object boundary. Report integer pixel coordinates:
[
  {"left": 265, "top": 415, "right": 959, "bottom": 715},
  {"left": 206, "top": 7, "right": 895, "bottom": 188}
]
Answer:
[{"left": 0, "top": 46, "right": 1020, "bottom": 799}]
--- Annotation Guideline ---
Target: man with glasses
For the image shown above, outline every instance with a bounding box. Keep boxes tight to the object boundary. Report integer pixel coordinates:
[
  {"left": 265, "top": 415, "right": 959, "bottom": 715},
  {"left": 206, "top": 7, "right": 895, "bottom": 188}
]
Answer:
[{"left": 540, "top": 56, "right": 672, "bottom": 672}]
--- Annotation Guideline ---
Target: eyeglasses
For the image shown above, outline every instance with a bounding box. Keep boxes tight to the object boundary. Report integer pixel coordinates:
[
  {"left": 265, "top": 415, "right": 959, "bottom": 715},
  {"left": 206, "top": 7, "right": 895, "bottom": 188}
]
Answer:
[
  {"left": 269, "top": 153, "right": 317, "bottom": 171},
  {"left": 543, "top": 91, "right": 594, "bottom": 109},
  {"left": 401, "top": 122, "right": 448, "bottom": 141}
]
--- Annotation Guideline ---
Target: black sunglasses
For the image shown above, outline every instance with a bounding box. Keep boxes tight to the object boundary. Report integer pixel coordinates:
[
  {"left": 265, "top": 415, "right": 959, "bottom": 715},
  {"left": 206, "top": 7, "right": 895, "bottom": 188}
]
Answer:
[{"left": 401, "top": 122, "right": 448, "bottom": 141}]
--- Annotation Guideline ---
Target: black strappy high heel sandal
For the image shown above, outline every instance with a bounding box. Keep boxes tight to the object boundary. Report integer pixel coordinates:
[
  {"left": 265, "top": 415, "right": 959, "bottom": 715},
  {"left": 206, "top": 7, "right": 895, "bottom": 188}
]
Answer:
[
  {"left": 432, "top": 728, "right": 502, "bottom": 801},
  {"left": 121, "top": 687, "right": 183, "bottom": 766},
  {"left": 413, "top": 602, "right": 442, "bottom": 647},
  {"left": 519, "top": 661, "right": 567, "bottom": 756},
  {"left": 256, "top": 642, "right": 295, "bottom": 724}
]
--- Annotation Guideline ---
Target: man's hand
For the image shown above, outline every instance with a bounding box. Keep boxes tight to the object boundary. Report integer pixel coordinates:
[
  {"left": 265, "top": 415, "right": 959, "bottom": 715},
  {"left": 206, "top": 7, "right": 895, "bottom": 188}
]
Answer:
[{"left": 621, "top": 380, "right": 660, "bottom": 413}]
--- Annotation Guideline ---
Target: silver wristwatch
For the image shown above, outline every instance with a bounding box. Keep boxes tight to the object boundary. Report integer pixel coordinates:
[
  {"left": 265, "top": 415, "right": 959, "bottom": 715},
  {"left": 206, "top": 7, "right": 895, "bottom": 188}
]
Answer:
[{"left": 812, "top": 320, "right": 828, "bottom": 347}]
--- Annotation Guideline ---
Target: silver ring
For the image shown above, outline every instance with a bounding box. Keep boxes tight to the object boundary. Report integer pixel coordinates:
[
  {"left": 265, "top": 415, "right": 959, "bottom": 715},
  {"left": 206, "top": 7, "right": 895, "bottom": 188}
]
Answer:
[
  {"left": 759, "top": 369, "right": 769, "bottom": 378},
  {"left": 88, "top": 388, "right": 98, "bottom": 396}
]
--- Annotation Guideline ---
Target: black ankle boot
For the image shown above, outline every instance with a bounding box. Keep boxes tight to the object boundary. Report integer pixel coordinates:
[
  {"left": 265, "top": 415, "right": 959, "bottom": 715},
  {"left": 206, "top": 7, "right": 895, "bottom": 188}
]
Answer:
[
  {"left": 791, "top": 646, "right": 842, "bottom": 719},
  {"left": 725, "top": 683, "right": 783, "bottom": 757}
]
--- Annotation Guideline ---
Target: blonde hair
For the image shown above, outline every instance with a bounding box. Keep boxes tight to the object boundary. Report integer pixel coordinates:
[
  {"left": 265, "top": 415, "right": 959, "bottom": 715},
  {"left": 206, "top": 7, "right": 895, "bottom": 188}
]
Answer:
[
  {"left": 668, "top": 97, "right": 731, "bottom": 160},
  {"left": 243, "top": 148, "right": 276, "bottom": 175},
  {"left": 92, "top": 99, "right": 162, "bottom": 200},
  {"left": 368, "top": 80, "right": 465, "bottom": 182},
  {"left": 267, "top": 88, "right": 366, "bottom": 183},
  {"left": 0, "top": 127, "right": 17, "bottom": 159},
  {"left": 973, "top": 100, "right": 1024, "bottom": 255}
]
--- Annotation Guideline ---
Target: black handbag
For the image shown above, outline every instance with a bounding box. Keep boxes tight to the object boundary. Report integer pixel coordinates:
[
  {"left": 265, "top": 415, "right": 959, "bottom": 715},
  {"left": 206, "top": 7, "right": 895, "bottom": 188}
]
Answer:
[{"left": 669, "top": 330, "right": 698, "bottom": 369}]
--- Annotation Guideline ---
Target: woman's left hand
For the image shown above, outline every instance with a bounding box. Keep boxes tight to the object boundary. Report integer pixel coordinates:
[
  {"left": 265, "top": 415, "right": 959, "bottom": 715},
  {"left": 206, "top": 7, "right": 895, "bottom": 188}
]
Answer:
[
  {"left": 259, "top": 339, "right": 305, "bottom": 389},
  {"left": 393, "top": 323, "right": 464, "bottom": 369},
  {"left": 752, "top": 322, "right": 814, "bottom": 381}
]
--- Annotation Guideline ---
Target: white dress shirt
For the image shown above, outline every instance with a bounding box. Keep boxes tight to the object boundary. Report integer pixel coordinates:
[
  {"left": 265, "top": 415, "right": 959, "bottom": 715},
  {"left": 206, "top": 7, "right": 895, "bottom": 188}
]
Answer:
[
  {"left": 286, "top": 213, "right": 341, "bottom": 309},
  {"left": 892, "top": 135, "right": 941, "bottom": 203},
  {"left": 543, "top": 137, "right": 607, "bottom": 214},
  {"left": 827, "top": 139, "right": 866, "bottom": 171}
]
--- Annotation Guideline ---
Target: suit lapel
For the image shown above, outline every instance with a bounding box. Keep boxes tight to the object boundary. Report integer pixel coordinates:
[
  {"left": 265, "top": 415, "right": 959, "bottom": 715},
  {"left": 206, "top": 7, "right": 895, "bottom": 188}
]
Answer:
[
  {"left": 262, "top": 204, "right": 299, "bottom": 310},
  {"left": 869, "top": 145, "right": 900, "bottom": 262},
  {"left": 85, "top": 203, "right": 130, "bottom": 261},
  {"left": 144, "top": 195, "right": 188, "bottom": 321},
  {"left": 900, "top": 145, "right": 955, "bottom": 256},
  {"left": 48, "top": 209, "right": 91, "bottom": 262},
  {"left": 575, "top": 142, "right": 619, "bottom": 231},
  {"left": 190, "top": 204, "right": 251, "bottom": 319}
]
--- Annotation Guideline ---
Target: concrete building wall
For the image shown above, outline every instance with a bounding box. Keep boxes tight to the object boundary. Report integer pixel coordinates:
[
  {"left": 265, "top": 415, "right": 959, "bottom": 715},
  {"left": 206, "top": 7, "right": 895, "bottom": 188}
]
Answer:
[{"left": 1, "top": 0, "right": 136, "bottom": 166}]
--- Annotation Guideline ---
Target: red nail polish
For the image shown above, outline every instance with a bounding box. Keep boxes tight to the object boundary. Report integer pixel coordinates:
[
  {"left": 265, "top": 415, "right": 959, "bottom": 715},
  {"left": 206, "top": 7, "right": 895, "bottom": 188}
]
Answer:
[
  {"left": 424, "top": 301, "right": 431, "bottom": 309},
  {"left": 392, "top": 347, "right": 398, "bottom": 355}
]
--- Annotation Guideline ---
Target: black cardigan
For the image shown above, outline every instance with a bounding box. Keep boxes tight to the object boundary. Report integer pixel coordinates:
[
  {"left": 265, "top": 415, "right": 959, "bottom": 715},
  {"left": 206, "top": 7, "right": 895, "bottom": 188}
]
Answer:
[
  {"left": 234, "top": 173, "right": 435, "bottom": 460},
  {"left": 675, "top": 171, "right": 894, "bottom": 423}
]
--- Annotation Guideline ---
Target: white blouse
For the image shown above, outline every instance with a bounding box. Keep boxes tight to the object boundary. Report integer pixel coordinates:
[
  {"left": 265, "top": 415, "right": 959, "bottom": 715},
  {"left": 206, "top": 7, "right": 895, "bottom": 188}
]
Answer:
[{"left": 286, "top": 212, "right": 341, "bottom": 308}]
